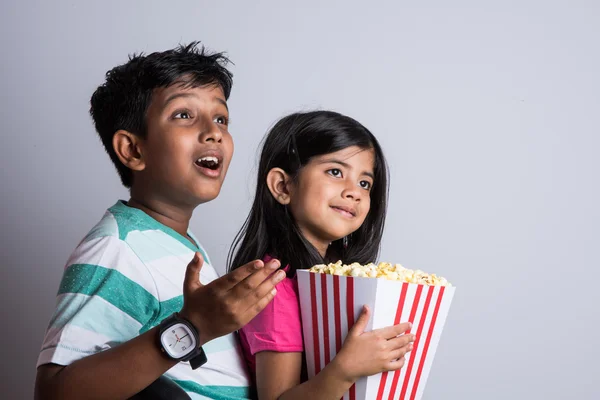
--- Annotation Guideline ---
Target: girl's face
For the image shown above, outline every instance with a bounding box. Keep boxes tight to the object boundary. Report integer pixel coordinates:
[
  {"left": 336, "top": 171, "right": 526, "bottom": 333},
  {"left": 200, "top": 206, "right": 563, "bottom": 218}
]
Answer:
[{"left": 289, "top": 145, "right": 375, "bottom": 256}]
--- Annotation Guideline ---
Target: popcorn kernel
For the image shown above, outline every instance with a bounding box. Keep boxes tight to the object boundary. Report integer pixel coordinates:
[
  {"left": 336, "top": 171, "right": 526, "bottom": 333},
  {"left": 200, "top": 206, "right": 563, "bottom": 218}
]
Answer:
[{"left": 308, "top": 261, "right": 452, "bottom": 287}]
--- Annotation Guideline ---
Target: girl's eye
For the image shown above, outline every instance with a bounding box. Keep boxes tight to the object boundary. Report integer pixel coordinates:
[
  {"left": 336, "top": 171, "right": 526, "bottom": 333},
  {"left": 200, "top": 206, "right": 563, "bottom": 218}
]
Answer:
[
  {"left": 360, "top": 180, "right": 372, "bottom": 190},
  {"left": 214, "top": 116, "right": 228, "bottom": 125},
  {"left": 327, "top": 169, "right": 342, "bottom": 178},
  {"left": 173, "top": 111, "right": 192, "bottom": 119}
]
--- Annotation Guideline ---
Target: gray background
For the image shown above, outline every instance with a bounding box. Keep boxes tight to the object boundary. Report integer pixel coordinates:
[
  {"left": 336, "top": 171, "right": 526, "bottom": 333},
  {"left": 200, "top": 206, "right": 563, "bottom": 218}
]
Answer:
[{"left": 1, "top": 0, "right": 598, "bottom": 398}]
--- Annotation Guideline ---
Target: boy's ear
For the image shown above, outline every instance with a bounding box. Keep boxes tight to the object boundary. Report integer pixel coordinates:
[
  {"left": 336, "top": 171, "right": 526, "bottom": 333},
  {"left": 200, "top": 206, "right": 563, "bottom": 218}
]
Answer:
[
  {"left": 266, "top": 168, "right": 292, "bottom": 205},
  {"left": 112, "top": 130, "right": 146, "bottom": 172}
]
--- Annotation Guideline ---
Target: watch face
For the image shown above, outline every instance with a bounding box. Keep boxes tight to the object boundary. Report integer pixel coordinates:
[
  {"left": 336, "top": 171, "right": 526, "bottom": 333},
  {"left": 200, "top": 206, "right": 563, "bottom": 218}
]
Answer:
[{"left": 160, "top": 323, "right": 197, "bottom": 359}]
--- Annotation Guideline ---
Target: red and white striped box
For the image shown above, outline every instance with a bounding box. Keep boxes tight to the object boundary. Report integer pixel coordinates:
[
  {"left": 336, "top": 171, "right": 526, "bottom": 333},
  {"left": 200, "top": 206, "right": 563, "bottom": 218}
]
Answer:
[{"left": 297, "top": 270, "right": 455, "bottom": 400}]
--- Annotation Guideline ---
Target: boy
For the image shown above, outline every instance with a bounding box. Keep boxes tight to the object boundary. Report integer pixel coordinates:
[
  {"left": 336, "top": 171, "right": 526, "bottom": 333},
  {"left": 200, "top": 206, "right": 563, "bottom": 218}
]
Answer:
[{"left": 34, "top": 42, "right": 285, "bottom": 399}]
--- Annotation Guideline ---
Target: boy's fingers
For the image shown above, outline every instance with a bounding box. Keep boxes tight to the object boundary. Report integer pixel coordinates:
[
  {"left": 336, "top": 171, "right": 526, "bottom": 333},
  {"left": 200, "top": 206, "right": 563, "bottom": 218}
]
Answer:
[
  {"left": 349, "top": 305, "right": 370, "bottom": 336},
  {"left": 229, "top": 259, "right": 282, "bottom": 297},
  {"left": 246, "top": 286, "right": 279, "bottom": 321},
  {"left": 215, "top": 260, "right": 265, "bottom": 291},
  {"left": 376, "top": 322, "right": 412, "bottom": 340},
  {"left": 183, "top": 252, "right": 204, "bottom": 293},
  {"left": 242, "top": 270, "right": 286, "bottom": 312}
]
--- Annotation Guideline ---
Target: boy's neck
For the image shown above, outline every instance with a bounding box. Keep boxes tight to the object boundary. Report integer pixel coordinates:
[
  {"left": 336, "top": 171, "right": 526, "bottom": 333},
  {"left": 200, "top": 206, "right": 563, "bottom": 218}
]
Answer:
[{"left": 127, "top": 195, "right": 193, "bottom": 239}]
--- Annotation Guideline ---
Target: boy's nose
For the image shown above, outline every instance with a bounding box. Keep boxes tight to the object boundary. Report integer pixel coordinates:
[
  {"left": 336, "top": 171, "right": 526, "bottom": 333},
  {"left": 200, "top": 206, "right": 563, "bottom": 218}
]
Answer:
[{"left": 200, "top": 122, "right": 223, "bottom": 143}]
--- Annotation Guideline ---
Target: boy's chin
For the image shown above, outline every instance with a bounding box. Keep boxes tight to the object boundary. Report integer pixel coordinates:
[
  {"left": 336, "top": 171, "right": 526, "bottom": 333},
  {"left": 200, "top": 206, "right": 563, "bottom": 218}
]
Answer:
[
  {"left": 191, "top": 189, "right": 221, "bottom": 205},
  {"left": 186, "top": 179, "right": 225, "bottom": 203}
]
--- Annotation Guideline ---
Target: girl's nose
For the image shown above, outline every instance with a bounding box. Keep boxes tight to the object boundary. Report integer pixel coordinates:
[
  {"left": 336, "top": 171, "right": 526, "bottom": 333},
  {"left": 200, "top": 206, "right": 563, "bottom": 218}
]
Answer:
[{"left": 342, "top": 182, "right": 361, "bottom": 201}]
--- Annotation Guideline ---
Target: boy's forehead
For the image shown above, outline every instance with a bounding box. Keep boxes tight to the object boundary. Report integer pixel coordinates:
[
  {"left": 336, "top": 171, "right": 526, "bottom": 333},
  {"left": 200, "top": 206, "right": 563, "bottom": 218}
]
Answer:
[{"left": 151, "top": 83, "right": 227, "bottom": 109}]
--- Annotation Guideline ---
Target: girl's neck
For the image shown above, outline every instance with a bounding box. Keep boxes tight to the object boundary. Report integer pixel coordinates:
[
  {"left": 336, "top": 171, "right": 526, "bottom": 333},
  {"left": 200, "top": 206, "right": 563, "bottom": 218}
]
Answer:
[{"left": 298, "top": 227, "right": 329, "bottom": 258}]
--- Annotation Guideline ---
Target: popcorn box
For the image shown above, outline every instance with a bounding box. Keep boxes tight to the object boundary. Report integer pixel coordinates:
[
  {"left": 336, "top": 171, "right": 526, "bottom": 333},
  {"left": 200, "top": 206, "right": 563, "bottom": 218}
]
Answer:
[{"left": 297, "top": 270, "right": 455, "bottom": 400}]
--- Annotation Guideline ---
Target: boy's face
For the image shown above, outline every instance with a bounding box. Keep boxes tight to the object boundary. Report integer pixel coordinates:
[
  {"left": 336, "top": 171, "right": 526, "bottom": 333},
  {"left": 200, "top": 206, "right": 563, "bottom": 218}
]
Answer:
[{"left": 137, "top": 83, "right": 233, "bottom": 207}]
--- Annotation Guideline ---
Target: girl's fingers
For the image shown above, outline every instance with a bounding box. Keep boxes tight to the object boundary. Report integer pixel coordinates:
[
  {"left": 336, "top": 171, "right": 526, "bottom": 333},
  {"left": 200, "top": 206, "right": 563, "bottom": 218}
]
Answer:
[
  {"left": 387, "top": 343, "right": 413, "bottom": 361},
  {"left": 386, "top": 357, "right": 407, "bottom": 371},
  {"left": 386, "top": 334, "right": 415, "bottom": 350},
  {"left": 375, "top": 322, "right": 412, "bottom": 340},
  {"left": 348, "top": 305, "right": 370, "bottom": 336}
]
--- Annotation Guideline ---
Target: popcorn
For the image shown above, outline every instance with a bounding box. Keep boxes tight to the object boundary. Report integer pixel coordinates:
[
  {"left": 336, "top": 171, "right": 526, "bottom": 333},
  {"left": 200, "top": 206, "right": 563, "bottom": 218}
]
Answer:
[
  {"left": 309, "top": 260, "right": 452, "bottom": 287},
  {"left": 297, "top": 264, "right": 456, "bottom": 400}
]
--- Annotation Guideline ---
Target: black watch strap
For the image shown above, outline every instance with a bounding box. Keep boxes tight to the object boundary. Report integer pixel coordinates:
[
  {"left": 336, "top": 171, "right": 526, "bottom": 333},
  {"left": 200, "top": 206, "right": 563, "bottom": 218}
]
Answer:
[{"left": 189, "top": 349, "right": 208, "bottom": 369}]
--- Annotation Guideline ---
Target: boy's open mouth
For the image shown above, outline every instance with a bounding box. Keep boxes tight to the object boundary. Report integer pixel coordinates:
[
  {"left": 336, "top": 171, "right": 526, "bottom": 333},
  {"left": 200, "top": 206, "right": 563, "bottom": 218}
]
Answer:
[{"left": 195, "top": 156, "right": 220, "bottom": 171}]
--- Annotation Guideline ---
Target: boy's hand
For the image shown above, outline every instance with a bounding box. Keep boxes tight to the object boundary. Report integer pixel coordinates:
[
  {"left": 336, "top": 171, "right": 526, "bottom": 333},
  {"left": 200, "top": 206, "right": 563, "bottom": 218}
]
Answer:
[
  {"left": 332, "top": 305, "right": 415, "bottom": 382},
  {"left": 180, "top": 252, "right": 285, "bottom": 345}
]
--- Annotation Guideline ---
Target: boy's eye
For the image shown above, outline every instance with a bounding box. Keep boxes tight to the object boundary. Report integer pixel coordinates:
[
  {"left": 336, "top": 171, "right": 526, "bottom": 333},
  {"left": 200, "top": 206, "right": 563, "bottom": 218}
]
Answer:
[
  {"left": 214, "top": 116, "right": 228, "bottom": 125},
  {"left": 327, "top": 169, "right": 342, "bottom": 178},
  {"left": 359, "top": 180, "right": 372, "bottom": 190},
  {"left": 173, "top": 111, "right": 192, "bottom": 119}
]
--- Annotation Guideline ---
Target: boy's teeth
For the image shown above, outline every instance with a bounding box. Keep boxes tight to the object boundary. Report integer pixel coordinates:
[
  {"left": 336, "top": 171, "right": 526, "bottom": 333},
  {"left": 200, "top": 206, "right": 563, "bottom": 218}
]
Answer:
[{"left": 197, "top": 156, "right": 219, "bottom": 164}]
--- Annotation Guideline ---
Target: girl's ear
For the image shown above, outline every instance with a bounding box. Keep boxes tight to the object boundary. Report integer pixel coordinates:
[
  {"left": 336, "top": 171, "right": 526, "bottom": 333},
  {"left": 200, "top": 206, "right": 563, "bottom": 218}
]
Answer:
[
  {"left": 266, "top": 168, "right": 292, "bottom": 205},
  {"left": 113, "top": 130, "right": 146, "bottom": 172}
]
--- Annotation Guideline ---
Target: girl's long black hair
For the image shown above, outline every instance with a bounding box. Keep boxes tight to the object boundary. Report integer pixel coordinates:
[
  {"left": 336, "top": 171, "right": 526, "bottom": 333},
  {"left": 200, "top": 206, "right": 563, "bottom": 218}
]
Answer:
[{"left": 227, "top": 111, "right": 389, "bottom": 276}]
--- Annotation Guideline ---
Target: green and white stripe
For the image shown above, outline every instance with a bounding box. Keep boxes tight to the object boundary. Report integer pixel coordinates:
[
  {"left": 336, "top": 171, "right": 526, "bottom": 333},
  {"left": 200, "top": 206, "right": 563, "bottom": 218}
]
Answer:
[{"left": 38, "top": 201, "right": 252, "bottom": 398}]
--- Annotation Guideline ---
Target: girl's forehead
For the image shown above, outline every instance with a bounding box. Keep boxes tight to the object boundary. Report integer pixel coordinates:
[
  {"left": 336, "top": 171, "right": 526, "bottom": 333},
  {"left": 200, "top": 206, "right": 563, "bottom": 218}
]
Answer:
[{"left": 311, "top": 146, "right": 375, "bottom": 166}]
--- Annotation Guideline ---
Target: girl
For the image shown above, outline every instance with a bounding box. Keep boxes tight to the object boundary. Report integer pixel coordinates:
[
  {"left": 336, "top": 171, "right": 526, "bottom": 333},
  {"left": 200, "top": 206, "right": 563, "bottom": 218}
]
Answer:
[{"left": 228, "top": 111, "right": 414, "bottom": 400}]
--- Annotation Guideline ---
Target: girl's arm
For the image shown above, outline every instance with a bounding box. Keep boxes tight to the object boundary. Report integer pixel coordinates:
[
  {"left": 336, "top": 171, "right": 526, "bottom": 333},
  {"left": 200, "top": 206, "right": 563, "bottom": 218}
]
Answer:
[
  {"left": 256, "top": 351, "right": 352, "bottom": 400},
  {"left": 255, "top": 306, "right": 414, "bottom": 400}
]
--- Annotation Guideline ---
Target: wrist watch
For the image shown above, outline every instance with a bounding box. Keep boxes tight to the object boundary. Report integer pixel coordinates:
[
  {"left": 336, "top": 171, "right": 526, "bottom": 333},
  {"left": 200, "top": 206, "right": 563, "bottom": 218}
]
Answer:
[{"left": 158, "top": 313, "right": 207, "bottom": 369}]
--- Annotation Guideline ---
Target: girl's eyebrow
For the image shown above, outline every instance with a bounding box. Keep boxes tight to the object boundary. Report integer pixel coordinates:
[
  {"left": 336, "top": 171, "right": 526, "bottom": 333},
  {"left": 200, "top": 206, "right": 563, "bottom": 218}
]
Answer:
[{"left": 318, "top": 158, "right": 374, "bottom": 179}]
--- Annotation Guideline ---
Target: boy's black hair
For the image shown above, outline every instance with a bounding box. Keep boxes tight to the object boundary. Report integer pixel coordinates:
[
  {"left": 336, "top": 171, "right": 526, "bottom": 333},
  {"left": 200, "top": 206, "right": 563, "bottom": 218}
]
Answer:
[
  {"left": 90, "top": 42, "right": 233, "bottom": 187},
  {"left": 227, "top": 111, "right": 389, "bottom": 276}
]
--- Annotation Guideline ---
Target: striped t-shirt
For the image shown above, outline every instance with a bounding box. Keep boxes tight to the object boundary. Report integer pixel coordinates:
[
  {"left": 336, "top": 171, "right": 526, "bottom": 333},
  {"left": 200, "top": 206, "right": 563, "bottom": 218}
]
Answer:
[{"left": 37, "top": 200, "right": 252, "bottom": 399}]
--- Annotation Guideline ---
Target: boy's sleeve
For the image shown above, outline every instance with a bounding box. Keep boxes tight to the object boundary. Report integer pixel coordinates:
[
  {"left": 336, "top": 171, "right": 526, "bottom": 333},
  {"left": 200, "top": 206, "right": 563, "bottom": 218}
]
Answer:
[
  {"left": 240, "top": 277, "right": 304, "bottom": 354},
  {"left": 37, "top": 235, "right": 160, "bottom": 368}
]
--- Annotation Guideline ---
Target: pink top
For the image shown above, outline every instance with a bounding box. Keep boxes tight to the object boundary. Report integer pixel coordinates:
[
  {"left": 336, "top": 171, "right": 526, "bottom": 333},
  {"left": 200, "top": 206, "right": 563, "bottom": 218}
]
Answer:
[{"left": 238, "top": 257, "right": 303, "bottom": 377}]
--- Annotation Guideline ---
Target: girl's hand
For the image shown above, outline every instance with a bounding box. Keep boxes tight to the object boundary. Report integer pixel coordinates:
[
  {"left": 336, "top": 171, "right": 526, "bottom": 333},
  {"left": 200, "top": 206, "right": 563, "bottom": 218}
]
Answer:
[{"left": 332, "top": 305, "right": 415, "bottom": 382}]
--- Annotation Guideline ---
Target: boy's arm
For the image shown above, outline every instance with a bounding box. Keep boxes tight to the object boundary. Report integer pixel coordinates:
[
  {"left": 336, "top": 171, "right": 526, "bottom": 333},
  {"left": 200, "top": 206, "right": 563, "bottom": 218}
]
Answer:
[
  {"left": 35, "top": 253, "right": 285, "bottom": 400},
  {"left": 35, "top": 325, "right": 177, "bottom": 400}
]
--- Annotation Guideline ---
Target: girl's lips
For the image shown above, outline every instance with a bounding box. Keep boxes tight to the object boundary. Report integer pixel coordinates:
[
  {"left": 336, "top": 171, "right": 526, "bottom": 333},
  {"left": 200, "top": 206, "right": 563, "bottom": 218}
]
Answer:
[{"left": 331, "top": 206, "right": 356, "bottom": 218}]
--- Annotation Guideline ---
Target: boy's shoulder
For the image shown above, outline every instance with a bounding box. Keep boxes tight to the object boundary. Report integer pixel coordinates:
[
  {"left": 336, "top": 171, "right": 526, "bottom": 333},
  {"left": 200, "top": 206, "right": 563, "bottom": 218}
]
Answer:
[
  {"left": 81, "top": 200, "right": 159, "bottom": 244},
  {"left": 65, "top": 201, "right": 153, "bottom": 276},
  {"left": 69, "top": 200, "right": 212, "bottom": 275},
  {"left": 66, "top": 200, "right": 170, "bottom": 269},
  {"left": 76, "top": 200, "right": 191, "bottom": 250}
]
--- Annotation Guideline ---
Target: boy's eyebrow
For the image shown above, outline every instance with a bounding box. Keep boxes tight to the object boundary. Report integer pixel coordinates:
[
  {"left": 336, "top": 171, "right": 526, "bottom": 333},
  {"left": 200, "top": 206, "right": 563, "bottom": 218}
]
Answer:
[
  {"left": 319, "top": 159, "right": 374, "bottom": 179},
  {"left": 215, "top": 97, "right": 229, "bottom": 111},
  {"left": 163, "top": 92, "right": 229, "bottom": 111},
  {"left": 164, "top": 92, "right": 196, "bottom": 107}
]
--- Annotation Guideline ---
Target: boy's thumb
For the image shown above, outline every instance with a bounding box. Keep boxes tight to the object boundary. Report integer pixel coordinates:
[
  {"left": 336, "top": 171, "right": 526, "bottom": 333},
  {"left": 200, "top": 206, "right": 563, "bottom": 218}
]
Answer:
[
  {"left": 349, "top": 305, "right": 370, "bottom": 336},
  {"left": 184, "top": 252, "right": 205, "bottom": 291}
]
